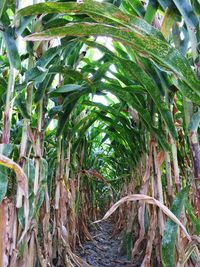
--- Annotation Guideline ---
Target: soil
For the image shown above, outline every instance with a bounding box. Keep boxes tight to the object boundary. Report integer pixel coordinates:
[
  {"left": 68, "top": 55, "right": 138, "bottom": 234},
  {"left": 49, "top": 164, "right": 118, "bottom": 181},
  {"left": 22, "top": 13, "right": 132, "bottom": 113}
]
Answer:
[{"left": 76, "top": 221, "right": 133, "bottom": 267}]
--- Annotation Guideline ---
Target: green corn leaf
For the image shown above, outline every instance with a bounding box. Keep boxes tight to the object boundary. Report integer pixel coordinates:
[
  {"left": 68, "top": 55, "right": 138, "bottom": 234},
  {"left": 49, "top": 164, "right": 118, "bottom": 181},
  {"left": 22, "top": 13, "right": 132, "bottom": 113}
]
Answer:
[
  {"left": 162, "top": 186, "right": 189, "bottom": 267},
  {"left": 18, "top": 1, "right": 199, "bottom": 95},
  {"left": 36, "top": 46, "right": 61, "bottom": 67},
  {"left": 40, "top": 158, "right": 48, "bottom": 183},
  {"left": 95, "top": 82, "right": 170, "bottom": 151},
  {"left": 117, "top": 59, "right": 177, "bottom": 140},
  {"left": 185, "top": 201, "right": 200, "bottom": 235},
  {"left": 2, "top": 27, "right": 21, "bottom": 70},
  {"left": 25, "top": 66, "right": 48, "bottom": 83},
  {"left": 121, "top": 0, "right": 145, "bottom": 17},
  {"left": 0, "top": 77, "right": 7, "bottom": 94},
  {"left": 51, "top": 84, "right": 82, "bottom": 95},
  {"left": 172, "top": 0, "right": 199, "bottom": 30},
  {"left": 172, "top": 78, "right": 200, "bottom": 105},
  {"left": 24, "top": 159, "right": 35, "bottom": 219},
  {"left": 44, "top": 105, "right": 62, "bottom": 129},
  {"left": 188, "top": 108, "right": 200, "bottom": 132},
  {"left": 161, "top": 6, "right": 177, "bottom": 39},
  {"left": 57, "top": 99, "right": 79, "bottom": 137},
  {"left": 0, "top": 144, "right": 13, "bottom": 157},
  {"left": 0, "top": 144, "right": 13, "bottom": 203},
  {"left": 44, "top": 18, "right": 73, "bottom": 30},
  {"left": 71, "top": 117, "right": 98, "bottom": 144},
  {"left": 144, "top": 0, "right": 159, "bottom": 24},
  {"left": 15, "top": 92, "right": 31, "bottom": 119},
  {"left": 48, "top": 65, "right": 84, "bottom": 81},
  {"left": 191, "top": 0, "right": 200, "bottom": 16},
  {"left": 70, "top": 113, "right": 98, "bottom": 138},
  {"left": 87, "top": 42, "right": 175, "bottom": 134},
  {"left": 30, "top": 158, "right": 48, "bottom": 218},
  {"left": 0, "top": 0, "right": 7, "bottom": 19},
  {"left": 24, "top": 159, "right": 35, "bottom": 195},
  {"left": 92, "top": 62, "right": 112, "bottom": 82},
  {"left": 35, "top": 186, "right": 45, "bottom": 214},
  {"left": 34, "top": 74, "right": 55, "bottom": 103},
  {"left": 24, "top": 22, "right": 200, "bottom": 98},
  {"left": 17, "top": 1, "right": 163, "bottom": 39},
  {"left": 87, "top": 41, "right": 177, "bottom": 139},
  {"left": 16, "top": 16, "right": 33, "bottom": 36},
  {"left": 157, "top": 0, "right": 170, "bottom": 9}
]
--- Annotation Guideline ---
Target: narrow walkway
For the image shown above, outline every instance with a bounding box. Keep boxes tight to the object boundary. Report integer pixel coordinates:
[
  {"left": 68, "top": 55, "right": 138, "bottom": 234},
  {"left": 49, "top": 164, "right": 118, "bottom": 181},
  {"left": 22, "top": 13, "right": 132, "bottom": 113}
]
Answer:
[{"left": 77, "top": 221, "right": 132, "bottom": 267}]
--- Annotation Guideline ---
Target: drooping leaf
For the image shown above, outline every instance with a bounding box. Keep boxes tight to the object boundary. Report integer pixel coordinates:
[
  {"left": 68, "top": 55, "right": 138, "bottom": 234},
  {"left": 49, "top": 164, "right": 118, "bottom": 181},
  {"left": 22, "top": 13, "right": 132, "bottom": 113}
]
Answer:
[
  {"left": 17, "top": 1, "right": 164, "bottom": 39},
  {"left": 0, "top": 154, "right": 28, "bottom": 198},
  {"left": 83, "top": 41, "right": 177, "bottom": 140},
  {"left": 121, "top": 0, "right": 145, "bottom": 17},
  {"left": 51, "top": 84, "right": 82, "bottom": 94},
  {"left": 25, "top": 66, "right": 48, "bottom": 83},
  {"left": 34, "top": 73, "right": 55, "bottom": 103},
  {"left": 2, "top": 27, "right": 21, "bottom": 70},
  {"left": 15, "top": 92, "right": 31, "bottom": 119},
  {"left": 23, "top": 22, "right": 200, "bottom": 99},
  {"left": 57, "top": 99, "right": 79, "bottom": 136},
  {"left": 36, "top": 46, "right": 61, "bottom": 67},
  {"left": 97, "top": 193, "right": 190, "bottom": 240},
  {"left": 48, "top": 65, "right": 84, "bottom": 81}
]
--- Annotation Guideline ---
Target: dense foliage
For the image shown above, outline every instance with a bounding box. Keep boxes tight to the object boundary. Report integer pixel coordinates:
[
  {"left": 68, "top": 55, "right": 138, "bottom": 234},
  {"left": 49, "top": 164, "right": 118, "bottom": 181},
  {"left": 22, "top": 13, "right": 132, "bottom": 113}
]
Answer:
[{"left": 0, "top": 0, "right": 200, "bottom": 266}]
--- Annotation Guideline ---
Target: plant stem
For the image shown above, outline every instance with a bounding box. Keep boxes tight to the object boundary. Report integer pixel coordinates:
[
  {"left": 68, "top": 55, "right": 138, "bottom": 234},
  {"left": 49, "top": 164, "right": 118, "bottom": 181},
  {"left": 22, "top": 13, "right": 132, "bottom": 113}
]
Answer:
[
  {"left": 55, "top": 136, "right": 62, "bottom": 209},
  {"left": 19, "top": 58, "right": 34, "bottom": 159},
  {"left": 34, "top": 100, "right": 43, "bottom": 195},
  {"left": 2, "top": 68, "right": 16, "bottom": 144},
  {"left": 65, "top": 142, "right": 71, "bottom": 181}
]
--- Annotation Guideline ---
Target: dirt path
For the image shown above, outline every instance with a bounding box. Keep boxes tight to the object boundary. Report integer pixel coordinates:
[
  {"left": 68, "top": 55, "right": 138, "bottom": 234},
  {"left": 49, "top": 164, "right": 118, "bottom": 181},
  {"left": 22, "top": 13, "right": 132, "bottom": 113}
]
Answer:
[{"left": 77, "top": 221, "right": 132, "bottom": 267}]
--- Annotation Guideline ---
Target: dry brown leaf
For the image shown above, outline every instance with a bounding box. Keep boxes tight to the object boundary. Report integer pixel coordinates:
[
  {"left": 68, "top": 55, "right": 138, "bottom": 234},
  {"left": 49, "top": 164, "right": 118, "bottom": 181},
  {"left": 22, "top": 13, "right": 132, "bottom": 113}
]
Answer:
[
  {"left": 0, "top": 154, "right": 30, "bottom": 245},
  {"left": 94, "top": 194, "right": 191, "bottom": 241},
  {"left": 0, "top": 200, "right": 9, "bottom": 267},
  {"left": 0, "top": 154, "right": 28, "bottom": 197}
]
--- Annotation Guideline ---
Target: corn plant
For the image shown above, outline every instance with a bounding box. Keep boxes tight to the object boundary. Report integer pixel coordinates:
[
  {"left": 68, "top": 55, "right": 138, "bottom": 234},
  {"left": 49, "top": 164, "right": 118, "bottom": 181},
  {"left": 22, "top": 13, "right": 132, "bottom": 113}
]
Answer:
[{"left": 0, "top": 0, "right": 200, "bottom": 266}]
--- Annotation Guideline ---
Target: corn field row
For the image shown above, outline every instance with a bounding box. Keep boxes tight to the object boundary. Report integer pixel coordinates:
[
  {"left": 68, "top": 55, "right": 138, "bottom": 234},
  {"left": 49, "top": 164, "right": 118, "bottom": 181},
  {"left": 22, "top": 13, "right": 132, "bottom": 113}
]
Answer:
[{"left": 0, "top": 0, "right": 200, "bottom": 266}]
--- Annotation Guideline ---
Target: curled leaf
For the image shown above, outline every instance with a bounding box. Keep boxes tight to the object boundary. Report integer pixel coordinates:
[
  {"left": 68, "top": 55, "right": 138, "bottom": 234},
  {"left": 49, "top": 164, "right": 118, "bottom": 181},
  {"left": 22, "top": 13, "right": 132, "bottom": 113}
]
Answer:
[
  {"left": 95, "top": 193, "right": 191, "bottom": 241},
  {"left": 0, "top": 154, "right": 28, "bottom": 198}
]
